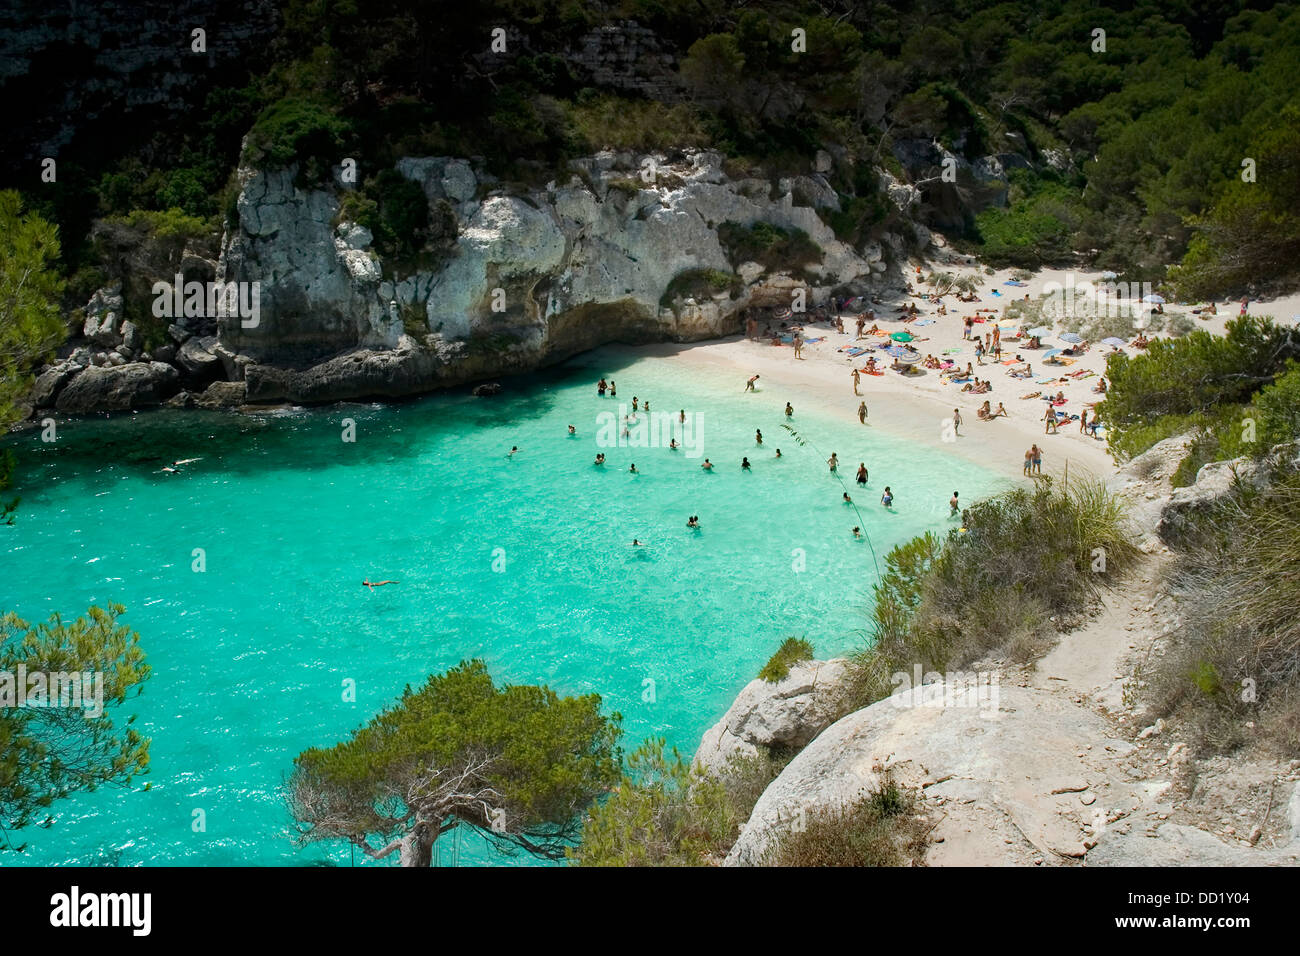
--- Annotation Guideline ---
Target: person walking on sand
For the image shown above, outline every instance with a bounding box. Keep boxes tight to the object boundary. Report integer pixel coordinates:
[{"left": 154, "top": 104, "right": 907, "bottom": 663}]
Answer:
[
  {"left": 1044, "top": 405, "right": 1058, "bottom": 434},
  {"left": 745, "top": 374, "right": 760, "bottom": 392},
  {"left": 952, "top": 408, "right": 962, "bottom": 436},
  {"left": 851, "top": 368, "right": 861, "bottom": 395},
  {"left": 1080, "top": 409, "right": 1089, "bottom": 434},
  {"left": 858, "top": 401, "right": 868, "bottom": 424},
  {"left": 855, "top": 316, "right": 866, "bottom": 338}
]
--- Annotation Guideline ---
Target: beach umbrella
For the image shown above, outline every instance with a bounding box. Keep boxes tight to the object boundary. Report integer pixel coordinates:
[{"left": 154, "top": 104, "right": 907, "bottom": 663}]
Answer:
[
  {"left": 890, "top": 331, "right": 914, "bottom": 342},
  {"left": 1102, "top": 336, "right": 1126, "bottom": 347},
  {"left": 1142, "top": 294, "right": 1166, "bottom": 304},
  {"left": 1059, "top": 331, "right": 1083, "bottom": 343},
  {"left": 1028, "top": 326, "right": 1052, "bottom": 337},
  {"left": 893, "top": 351, "right": 922, "bottom": 364},
  {"left": 1100, "top": 271, "right": 1118, "bottom": 280},
  {"left": 885, "top": 346, "right": 914, "bottom": 359},
  {"left": 1043, "top": 349, "right": 1063, "bottom": 358}
]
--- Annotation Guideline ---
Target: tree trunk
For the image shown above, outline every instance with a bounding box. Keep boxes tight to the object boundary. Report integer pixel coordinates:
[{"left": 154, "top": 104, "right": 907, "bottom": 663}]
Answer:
[{"left": 399, "top": 821, "right": 436, "bottom": 867}]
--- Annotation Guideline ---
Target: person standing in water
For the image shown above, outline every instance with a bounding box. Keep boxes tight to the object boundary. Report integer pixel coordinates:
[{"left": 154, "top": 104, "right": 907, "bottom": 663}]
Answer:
[
  {"left": 827, "top": 453, "right": 839, "bottom": 472},
  {"left": 775, "top": 448, "right": 782, "bottom": 458},
  {"left": 629, "top": 463, "right": 638, "bottom": 474},
  {"left": 597, "top": 378, "right": 607, "bottom": 396},
  {"left": 567, "top": 424, "right": 576, "bottom": 435},
  {"left": 858, "top": 401, "right": 868, "bottom": 424},
  {"left": 741, "top": 457, "right": 751, "bottom": 470},
  {"left": 785, "top": 402, "right": 794, "bottom": 418},
  {"left": 1031, "top": 444, "right": 1043, "bottom": 475},
  {"left": 950, "top": 491, "right": 960, "bottom": 516},
  {"left": 745, "top": 374, "right": 760, "bottom": 392},
  {"left": 881, "top": 486, "right": 894, "bottom": 508},
  {"left": 842, "top": 492, "right": 853, "bottom": 504},
  {"left": 632, "top": 396, "right": 639, "bottom": 412},
  {"left": 1023, "top": 447, "right": 1033, "bottom": 476},
  {"left": 856, "top": 462, "right": 868, "bottom": 485},
  {"left": 680, "top": 409, "right": 686, "bottom": 424},
  {"left": 755, "top": 429, "right": 763, "bottom": 445},
  {"left": 701, "top": 459, "right": 714, "bottom": 470},
  {"left": 609, "top": 380, "right": 616, "bottom": 397}
]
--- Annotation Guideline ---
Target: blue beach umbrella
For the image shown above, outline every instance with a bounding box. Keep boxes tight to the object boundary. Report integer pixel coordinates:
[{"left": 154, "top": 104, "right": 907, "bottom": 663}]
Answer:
[
  {"left": 1059, "top": 332, "right": 1083, "bottom": 343},
  {"left": 885, "top": 346, "right": 916, "bottom": 359},
  {"left": 1043, "top": 349, "right": 1063, "bottom": 358}
]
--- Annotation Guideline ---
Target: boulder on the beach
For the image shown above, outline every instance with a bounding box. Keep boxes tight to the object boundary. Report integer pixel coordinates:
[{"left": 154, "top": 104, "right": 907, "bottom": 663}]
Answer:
[
  {"left": 54, "top": 362, "right": 180, "bottom": 413},
  {"left": 30, "top": 362, "right": 82, "bottom": 408}
]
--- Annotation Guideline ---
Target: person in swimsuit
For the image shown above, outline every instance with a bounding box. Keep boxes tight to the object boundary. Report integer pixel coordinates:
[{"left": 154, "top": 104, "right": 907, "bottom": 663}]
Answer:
[
  {"left": 567, "top": 424, "right": 576, "bottom": 435},
  {"left": 1023, "top": 448, "right": 1032, "bottom": 476},
  {"left": 950, "top": 491, "right": 959, "bottom": 516},
  {"left": 741, "top": 457, "right": 751, "bottom": 470},
  {"left": 701, "top": 459, "right": 714, "bottom": 470},
  {"left": 775, "top": 448, "right": 782, "bottom": 458},
  {"left": 744, "top": 374, "right": 760, "bottom": 392},
  {"left": 852, "top": 526, "right": 862, "bottom": 539},
  {"left": 594, "top": 453, "right": 606, "bottom": 466},
  {"left": 881, "top": 486, "right": 893, "bottom": 508},
  {"left": 755, "top": 429, "right": 763, "bottom": 445},
  {"left": 858, "top": 401, "right": 868, "bottom": 424},
  {"left": 669, "top": 438, "right": 679, "bottom": 450},
  {"left": 687, "top": 515, "right": 699, "bottom": 528},
  {"left": 842, "top": 492, "right": 853, "bottom": 504},
  {"left": 597, "top": 378, "right": 607, "bottom": 396},
  {"left": 680, "top": 409, "right": 686, "bottom": 424},
  {"left": 827, "top": 453, "right": 838, "bottom": 472},
  {"left": 629, "top": 463, "right": 638, "bottom": 473},
  {"left": 851, "top": 368, "right": 861, "bottom": 395},
  {"left": 632, "top": 397, "right": 639, "bottom": 412},
  {"left": 856, "top": 463, "right": 868, "bottom": 485},
  {"left": 509, "top": 446, "right": 518, "bottom": 457},
  {"left": 1031, "top": 444, "right": 1043, "bottom": 475},
  {"left": 785, "top": 402, "right": 794, "bottom": 418},
  {"left": 363, "top": 579, "right": 399, "bottom": 590},
  {"left": 609, "top": 381, "right": 616, "bottom": 397}
]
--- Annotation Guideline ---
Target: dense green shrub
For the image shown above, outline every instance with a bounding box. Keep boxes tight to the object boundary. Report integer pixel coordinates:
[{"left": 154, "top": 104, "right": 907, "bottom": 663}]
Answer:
[
  {"left": 767, "top": 772, "right": 928, "bottom": 866},
  {"left": 717, "top": 221, "right": 821, "bottom": 272},
  {"left": 244, "top": 96, "right": 352, "bottom": 183},
  {"left": 847, "top": 479, "right": 1135, "bottom": 708},
  {"left": 660, "top": 268, "right": 741, "bottom": 308},
  {"left": 758, "top": 637, "right": 814, "bottom": 683}
]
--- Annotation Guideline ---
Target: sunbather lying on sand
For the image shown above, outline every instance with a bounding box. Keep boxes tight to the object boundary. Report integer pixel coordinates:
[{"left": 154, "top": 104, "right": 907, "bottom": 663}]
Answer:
[{"left": 1021, "top": 391, "right": 1042, "bottom": 400}]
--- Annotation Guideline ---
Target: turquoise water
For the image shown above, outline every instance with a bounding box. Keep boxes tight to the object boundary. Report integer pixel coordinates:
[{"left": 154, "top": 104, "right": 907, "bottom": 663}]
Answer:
[{"left": 2, "top": 347, "right": 1006, "bottom": 866}]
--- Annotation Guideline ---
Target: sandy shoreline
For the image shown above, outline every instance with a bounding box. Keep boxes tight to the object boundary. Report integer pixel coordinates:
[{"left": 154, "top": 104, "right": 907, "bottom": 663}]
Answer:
[{"left": 621, "top": 260, "right": 1300, "bottom": 486}]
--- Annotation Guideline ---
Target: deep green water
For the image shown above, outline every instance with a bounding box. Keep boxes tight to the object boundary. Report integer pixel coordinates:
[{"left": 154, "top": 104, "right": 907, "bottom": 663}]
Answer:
[{"left": 1, "top": 347, "right": 1006, "bottom": 866}]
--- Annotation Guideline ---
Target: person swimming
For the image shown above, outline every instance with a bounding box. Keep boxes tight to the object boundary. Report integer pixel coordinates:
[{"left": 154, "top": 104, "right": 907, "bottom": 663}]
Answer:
[
  {"left": 701, "top": 459, "right": 714, "bottom": 470},
  {"left": 509, "top": 446, "right": 518, "bottom": 457},
  {"left": 741, "top": 457, "right": 751, "bottom": 470},
  {"left": 594, "top": 453, "right": 606, "bottom": 466},
  {"left": 687, "top": 515, "right": 699, "bottom": 528},
  {"left": 852, "top": 526, "right": 862, "bottom": 539},
  {"left": 629, "top": 463, "right": 638, "bottom": 473},
  {"left": 856, "top": 463, "right": 868, "bottom": 485},
  {"left": 632, "top": 539, "right": 643, "bottom": 546},
  {"left": 567, "top": 424, "right": 576, "bottom": 435},
  {"left": 669, "top": 438, "right": 679, "bottom": 450},
  {"left": 775, "top": 448, "right": 782, "bottom": 458},
  {"left": 362, "top": 579, "right": 399, "bottom": 590},
  {"left": 842, "top": 492, "right": 852, "bottom": 504},
  {"left": 881, "top": 486, "right": 894, "bottom": 508}
]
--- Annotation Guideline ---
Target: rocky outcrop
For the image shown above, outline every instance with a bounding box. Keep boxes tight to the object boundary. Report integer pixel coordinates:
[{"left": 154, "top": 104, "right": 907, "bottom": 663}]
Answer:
[
  {"left": 38, "top": 147, "right": 935, "bottom": 412},
  {"left": 54, "top": 362, "right": 179, "bottom": 413},
  {"left": 693, "top": 658, "right": 851, "bottom": 776}
]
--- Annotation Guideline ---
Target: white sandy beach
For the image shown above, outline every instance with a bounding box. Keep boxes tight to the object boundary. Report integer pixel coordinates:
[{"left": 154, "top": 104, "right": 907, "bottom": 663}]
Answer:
[{"left": 662, "top": 259, "right": 1300, "bottom": 484}]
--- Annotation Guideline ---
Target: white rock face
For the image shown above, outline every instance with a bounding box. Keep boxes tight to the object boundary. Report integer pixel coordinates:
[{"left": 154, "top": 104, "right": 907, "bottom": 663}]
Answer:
[
  {"left": 209, "top": 148, "right": 919, "bottom": 393},
  {"left": 694, "top": 658, "right": 851, "bottom": 776}
]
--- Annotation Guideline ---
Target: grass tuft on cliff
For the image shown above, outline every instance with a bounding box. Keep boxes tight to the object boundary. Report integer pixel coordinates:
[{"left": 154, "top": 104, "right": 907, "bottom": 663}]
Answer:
[
  {"left": 767, "top": 771, "right": 929, "bottom": 866},
  {"left": 758, "top": 637, "right": 814, "bottom": 683}
]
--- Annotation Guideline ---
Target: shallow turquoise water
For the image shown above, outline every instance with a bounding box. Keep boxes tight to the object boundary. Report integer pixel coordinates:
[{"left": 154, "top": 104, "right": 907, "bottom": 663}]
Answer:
[{"left": 2, "top": 347, "right": 1006, "bottom": 866}]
